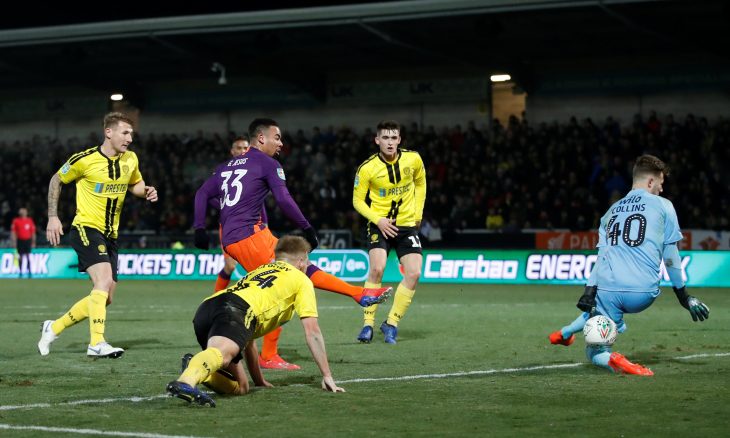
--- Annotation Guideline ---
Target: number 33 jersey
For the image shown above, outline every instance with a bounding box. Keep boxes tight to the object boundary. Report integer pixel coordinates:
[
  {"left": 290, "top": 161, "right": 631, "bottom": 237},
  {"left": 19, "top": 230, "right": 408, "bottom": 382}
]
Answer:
[
  {"left": 193, "top": 147, "right": 311, "bottom": 247},
  {"left": 594, "top": 188, "right": 683, "bottom": 292}
]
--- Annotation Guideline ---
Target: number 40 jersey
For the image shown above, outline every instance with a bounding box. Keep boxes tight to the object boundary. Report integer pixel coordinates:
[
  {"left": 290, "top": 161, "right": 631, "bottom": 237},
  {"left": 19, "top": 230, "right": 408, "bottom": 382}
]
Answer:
[
  {"left": 594, "top": 188, "right": 683, "bottom": 293},
  {"left": 193, "top": 147, "right": 312, "bottom": 247}
]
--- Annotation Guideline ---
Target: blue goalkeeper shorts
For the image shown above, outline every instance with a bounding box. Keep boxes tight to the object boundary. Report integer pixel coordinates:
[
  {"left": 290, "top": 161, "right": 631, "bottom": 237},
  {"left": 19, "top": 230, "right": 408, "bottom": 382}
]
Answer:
[{"left": 595, "top": 289, "right": 661, "bottom": 333}]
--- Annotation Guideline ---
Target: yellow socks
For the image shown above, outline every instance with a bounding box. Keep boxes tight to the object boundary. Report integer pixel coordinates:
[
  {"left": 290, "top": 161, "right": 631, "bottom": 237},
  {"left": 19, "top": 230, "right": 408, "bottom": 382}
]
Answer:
[
  {"left": 88, "top": 289, "right": 109, "bottom": 346},
  {"left": 203, "top": 371, "right": 240, "bottom": 395},
  {"left": 362, "top": 281, "right": 381, "bottom": 327},
  {"left": 179, "top": 348, "right": 223, "bottom": 386},
  {"left": 51, "top": 295, "right": 91, "bottom": 335},
  {"left": 387, "top": 284, "right": 416, "bottom": 327}
]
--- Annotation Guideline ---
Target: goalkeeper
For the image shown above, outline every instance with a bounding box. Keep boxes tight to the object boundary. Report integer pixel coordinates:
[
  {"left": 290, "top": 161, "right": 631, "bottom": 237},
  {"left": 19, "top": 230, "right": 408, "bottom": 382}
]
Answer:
[{"left": 548, "top": 154, "right": 709, "bottom": 375}]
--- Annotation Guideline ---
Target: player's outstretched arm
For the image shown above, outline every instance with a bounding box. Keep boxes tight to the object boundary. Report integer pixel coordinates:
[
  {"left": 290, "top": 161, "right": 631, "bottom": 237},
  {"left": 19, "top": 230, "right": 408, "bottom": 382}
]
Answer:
[
  {"left": 664, "top": 244, "right": 709, "bottom": 321},
  {"left": 576, "top": 247, "right": 605, "bottom": 312},
  {"left": 46, "top": 174, "right": 64, "bottom": 246},
  {"left": 302, "top": 226, "right": 319, "bottom": 251},
  {"left": 576, "top": 285, "right": 598, "bottom": 313},
  {"left": 672, "top": 286, "right": 710, "bottom": 322},
  {"left": 300, "top": 317, "right": 345, "bottom": 393}
]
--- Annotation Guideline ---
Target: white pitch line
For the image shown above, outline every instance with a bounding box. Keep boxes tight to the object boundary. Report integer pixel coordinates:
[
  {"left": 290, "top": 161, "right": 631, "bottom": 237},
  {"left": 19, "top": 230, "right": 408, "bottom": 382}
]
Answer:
[
  {"left": 337, "top": 362, "right": 584, "bottom": 383},
  {"left": 0, "top": 424, "right": 211, "bottom": 438},
  {"left": 0, "top": 395, "right": 167, "bottom": 411},
  {"left": 2, "top": 352, "right": 728, "bottom": 413},
  {"left": 674, "top": 352, "right": 730, "bottom": 360}
]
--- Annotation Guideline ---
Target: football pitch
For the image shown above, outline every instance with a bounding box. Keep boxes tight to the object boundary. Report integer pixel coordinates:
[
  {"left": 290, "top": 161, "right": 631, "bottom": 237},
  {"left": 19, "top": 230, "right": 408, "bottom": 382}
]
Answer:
[{"left": 1, "top": 279, "right": 728, "bottom": 437}]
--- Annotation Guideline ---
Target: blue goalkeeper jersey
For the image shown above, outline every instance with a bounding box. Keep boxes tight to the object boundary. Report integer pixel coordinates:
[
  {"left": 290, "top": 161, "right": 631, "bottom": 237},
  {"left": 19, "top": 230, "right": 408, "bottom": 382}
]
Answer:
[{"left": 593, "top": 188, "right": 683, "bottom": 293}]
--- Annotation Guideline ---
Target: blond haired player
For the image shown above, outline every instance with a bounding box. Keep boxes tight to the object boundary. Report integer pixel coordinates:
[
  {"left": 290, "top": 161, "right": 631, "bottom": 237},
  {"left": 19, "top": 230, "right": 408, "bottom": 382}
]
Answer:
[
  {"left": 167, "top": 236, "right": 345, "bottom": 407},
  {"left": 39, "top": 112, "right": 158, "bottom": 358}
]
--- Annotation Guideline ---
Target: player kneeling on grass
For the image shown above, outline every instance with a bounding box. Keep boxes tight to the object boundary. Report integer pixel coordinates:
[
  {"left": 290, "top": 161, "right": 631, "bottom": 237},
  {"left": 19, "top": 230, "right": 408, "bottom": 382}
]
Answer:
[
  {"left": 166, "top": 235, "right": 345, "bottom": 407},
  {"left": 548, "top": 154, "right": 709, "bottom": 376}
]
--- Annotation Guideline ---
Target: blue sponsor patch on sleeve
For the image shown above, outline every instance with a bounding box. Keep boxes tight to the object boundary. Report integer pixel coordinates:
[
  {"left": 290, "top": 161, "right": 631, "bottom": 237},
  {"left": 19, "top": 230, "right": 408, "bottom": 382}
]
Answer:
[
  {"left": 354, "top": 176, "right": 359, "bottom": 187},
  {"left": 277, "top": 168, "right": 286, "bottom": 180},
  {"left": 60, "top": 162, "right": 71, "bottom": 174}
]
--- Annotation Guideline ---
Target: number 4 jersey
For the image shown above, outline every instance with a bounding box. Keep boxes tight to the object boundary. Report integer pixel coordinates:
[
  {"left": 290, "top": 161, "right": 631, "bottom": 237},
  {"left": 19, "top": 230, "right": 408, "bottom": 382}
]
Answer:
[
  {"left": 594, "top": 188, "right": 683, "bottom": 292},
  {"left": 193, "top": 147, "right": 311, "bottom": 247}
]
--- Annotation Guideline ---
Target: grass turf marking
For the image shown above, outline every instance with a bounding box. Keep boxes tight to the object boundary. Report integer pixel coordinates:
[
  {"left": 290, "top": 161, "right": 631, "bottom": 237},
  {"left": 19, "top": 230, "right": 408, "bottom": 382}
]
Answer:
[{"left": 0, "top": 424, "right": 211, "bottom": 438}]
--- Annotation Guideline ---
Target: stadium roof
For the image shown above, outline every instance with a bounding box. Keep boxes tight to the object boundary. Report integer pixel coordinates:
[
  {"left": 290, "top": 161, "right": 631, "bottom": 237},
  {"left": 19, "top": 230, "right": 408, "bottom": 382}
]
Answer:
[{"left": 0, "top": 0, "right": 728, "bottom": 94}]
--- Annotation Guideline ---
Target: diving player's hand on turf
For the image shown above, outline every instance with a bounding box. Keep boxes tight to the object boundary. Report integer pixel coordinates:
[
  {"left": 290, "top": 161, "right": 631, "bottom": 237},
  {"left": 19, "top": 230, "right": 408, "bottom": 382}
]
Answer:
[
  {"left": 377, "top": 217, "right": 399, "bottom": 239},
  {"left": 144, "top": 185, "right": 158, "bottom": 202},
  {"left": 256, "top": 379, "right": 274, "bottom": 388},
  {"left": 193, "top": 228, "right": 210, "bottom": 250},
  {"left": 673, "top": 286, "right": 710, "bottom": 322},
  {"left": 46, "top": 216, "right": 63, "bottom": 246},
  {"left": 321, "top": 376, "right": 345, "bottom": 393}
]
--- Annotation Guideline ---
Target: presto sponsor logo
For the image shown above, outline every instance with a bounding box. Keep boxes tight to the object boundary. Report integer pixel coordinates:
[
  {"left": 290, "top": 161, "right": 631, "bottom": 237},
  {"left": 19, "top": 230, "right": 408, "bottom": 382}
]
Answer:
[
  {"left": 424, "top": 254, "right": 519, "bottom": 279},
  {"left": 311, "top": 250, "right": 369, "bottom": 282}
]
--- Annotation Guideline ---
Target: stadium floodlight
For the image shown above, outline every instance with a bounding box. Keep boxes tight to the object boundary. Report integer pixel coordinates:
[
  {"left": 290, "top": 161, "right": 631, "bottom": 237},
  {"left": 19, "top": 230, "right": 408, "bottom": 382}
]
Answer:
[
  {"left": 490, "top": 74, "right": 511, "bottom": 82},
  {"left": 110, "top": 93, "right": 124, "bottom": 101},
  {"left": 211, "top": 62, "right": 227, "bottom": 85}
]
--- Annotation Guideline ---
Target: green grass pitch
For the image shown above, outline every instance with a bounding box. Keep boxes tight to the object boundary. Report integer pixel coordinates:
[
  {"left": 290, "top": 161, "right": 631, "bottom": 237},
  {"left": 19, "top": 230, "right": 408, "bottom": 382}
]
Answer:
[{"left": 0, "top": 279, "right": 728, "bottom": 437}]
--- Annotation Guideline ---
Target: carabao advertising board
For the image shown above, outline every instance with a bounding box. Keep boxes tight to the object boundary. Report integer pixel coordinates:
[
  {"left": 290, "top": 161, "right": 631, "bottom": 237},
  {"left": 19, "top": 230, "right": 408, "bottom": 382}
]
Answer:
[{"left": 1, "top": 248, "right": 728, "bottom": 287}]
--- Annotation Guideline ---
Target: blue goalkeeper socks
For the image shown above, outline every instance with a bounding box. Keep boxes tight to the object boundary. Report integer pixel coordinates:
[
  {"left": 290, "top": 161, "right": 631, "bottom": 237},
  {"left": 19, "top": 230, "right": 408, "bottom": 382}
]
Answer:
[
  {"left": 586, "top": 345, "right": 612, "bottom": 371},
  {"left": 561, "top": 312, "right": 590, "bottom": 339}
]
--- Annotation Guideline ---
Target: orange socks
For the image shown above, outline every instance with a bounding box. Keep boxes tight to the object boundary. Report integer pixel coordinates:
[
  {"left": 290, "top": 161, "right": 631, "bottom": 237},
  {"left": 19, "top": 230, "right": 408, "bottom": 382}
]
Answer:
[
  {"left": 261, "top": 326, "right": 283, "bottom": 360},
  {"left": 214, "top": 269, "right": 232, "bottom": 292},
  {"left": 309, "top": 270, "right": 362, "bottom": 298}
]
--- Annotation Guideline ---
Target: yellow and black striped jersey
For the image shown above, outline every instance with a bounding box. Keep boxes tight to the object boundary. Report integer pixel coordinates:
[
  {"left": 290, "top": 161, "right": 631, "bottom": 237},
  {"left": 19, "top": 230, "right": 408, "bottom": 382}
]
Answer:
[
  {"left": 207, "top": 261, "right": 317, "bottom": 339},
  {"left": 353, "top": 149, "right": 427, "bottom": 227},
  {"left": 57, "top": 146, "right": 142, "bottom": 239}
]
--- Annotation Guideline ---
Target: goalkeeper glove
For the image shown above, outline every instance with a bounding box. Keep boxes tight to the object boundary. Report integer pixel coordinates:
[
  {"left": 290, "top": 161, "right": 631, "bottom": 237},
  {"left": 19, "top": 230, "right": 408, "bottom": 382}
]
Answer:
[
  {"left": 576, "top": 285, "right": 597, "bottom": 313},
  {"left": 673, "top": 286, "right": 710, "bottom": 322},
  {"left": 193, "top": 228, "right": 210, "bottom": 250},
  {"left": 302, "top": 227, "right": 319, "bottom": 251}
]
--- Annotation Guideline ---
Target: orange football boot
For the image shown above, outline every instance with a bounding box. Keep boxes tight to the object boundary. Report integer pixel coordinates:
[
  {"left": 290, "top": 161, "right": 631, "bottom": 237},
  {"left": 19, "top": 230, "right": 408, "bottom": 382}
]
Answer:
[
  {"left": 608, "top": 352, "right": 654, "bottom": 376},
  {"left": 549, "top": 330, "right": 575, "bottom": 346}
]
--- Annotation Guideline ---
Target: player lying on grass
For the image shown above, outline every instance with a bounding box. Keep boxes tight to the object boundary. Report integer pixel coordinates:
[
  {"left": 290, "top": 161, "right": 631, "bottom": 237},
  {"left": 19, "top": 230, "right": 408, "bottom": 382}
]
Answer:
[
  {"left": 166, "top": 236, "right": 345, "bottom": 407},
  {"left": 549, "top": 154, "right": 709, "bottom": 376}
]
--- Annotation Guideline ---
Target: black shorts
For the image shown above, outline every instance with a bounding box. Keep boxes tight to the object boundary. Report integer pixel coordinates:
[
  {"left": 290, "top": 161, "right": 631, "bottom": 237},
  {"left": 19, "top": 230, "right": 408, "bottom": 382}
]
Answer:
[
  {"left": 367, "top": 224, "right": 423, "bottom": 259},
  {"left": 69, "top": 226, "right": 119, "bottom": 282},
  {"left": 193, "top": 292, "right": 257, "bottom": 363},
  {"left": 16, "top": 239, "right": 32, "bottom": 255}
]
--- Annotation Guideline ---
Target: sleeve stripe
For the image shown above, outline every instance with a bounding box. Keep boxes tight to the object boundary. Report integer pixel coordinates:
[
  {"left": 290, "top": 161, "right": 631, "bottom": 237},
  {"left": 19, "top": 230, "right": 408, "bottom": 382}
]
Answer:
[
  {"left": 355, "top": 154, "right": 378, "bottom": 175},
  {"left": 68, "top": 148, "right": 97, "bottom": 165}
]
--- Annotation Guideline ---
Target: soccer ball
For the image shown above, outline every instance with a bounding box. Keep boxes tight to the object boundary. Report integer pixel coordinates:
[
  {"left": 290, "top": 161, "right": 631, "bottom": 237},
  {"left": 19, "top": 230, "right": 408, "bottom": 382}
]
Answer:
[{"left": 583, "top": 315, "right": 617, "bottom": 346}]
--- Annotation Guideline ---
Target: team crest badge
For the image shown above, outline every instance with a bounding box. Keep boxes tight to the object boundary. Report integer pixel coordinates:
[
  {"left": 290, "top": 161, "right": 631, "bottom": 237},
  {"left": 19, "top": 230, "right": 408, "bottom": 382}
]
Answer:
[
  {"left": 277, "top": 168, "right": 286, "bottom": 180},
  {"left": 122, "top": 165, "right": 129, "bottom": 175},
  {"left": 61, "top": 163, "right": 71, "bottom": 174},
  {"left": 97, "top": 244, "right": 107, "bottom": 254},
  {"left": 371, "top": 234, "right": 379, "bottom": 243},
  {"left": 404, "top": 167, "right": 411, "bottom": 176}
]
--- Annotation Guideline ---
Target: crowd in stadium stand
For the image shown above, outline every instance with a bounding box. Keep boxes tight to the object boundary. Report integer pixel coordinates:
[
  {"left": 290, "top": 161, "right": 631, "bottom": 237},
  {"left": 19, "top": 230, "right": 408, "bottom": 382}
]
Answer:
[{"left": 1, "top": 111, "right": 728, "bottom": 246}]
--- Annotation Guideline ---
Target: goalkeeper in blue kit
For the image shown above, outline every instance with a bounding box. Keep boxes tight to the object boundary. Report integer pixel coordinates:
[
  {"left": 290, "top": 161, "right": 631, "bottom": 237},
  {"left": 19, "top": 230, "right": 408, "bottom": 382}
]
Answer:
[{"left": 549, "top": 155, "right": 709, "bottom": 375}]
